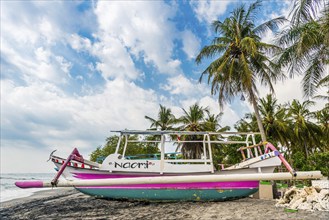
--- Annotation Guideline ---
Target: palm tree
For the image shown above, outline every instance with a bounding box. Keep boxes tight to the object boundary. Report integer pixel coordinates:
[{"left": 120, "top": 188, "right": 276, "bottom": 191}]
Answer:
[
  {"left": 316, "top": 108, "right": 329, "bottom": 151},
  {"left": 288, "top": 99, "right": 322, "bottom": 158},
  {"left": 203, "top": 111, "right": 231, "bottom": 167},
  {"left": 204, "top": 112, "right": 230, "bottom": 132},
  {"left": 145, "top": 105, "right": 177, "bottom": 150},
  {"left": 145, "top": 105, "right": 176, "bottom": 131},
  {"left": 235, "top": 113, "right": 258, "bottom": 132},
  {"left": 234, "top": 95, "right": 291, "bottom": 146},
  {"left": 258, "top": 94, "right": 291, "bottom": 146},
  {"left": 196, "top": 0, "right": 286, "bottom": 142},
  {"left": 178, "top": 103, "right": 208, "bottom": 159},
  {"left": 277, "top": 0, "right": 329, "bottom": 97},
  {"left": 178, "top": 104, "right": 207, "bottom": 132}
]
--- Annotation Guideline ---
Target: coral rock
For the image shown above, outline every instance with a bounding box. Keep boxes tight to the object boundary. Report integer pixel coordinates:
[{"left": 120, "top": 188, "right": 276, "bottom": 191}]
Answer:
[{"left": 275, "top": 186, "right": 329, "bottom": 212}]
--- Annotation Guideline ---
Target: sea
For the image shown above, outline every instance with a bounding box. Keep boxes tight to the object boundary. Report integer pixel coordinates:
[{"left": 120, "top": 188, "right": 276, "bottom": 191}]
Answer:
[{"left": 0, "top": 173, "right": 57, "bottom": 203}]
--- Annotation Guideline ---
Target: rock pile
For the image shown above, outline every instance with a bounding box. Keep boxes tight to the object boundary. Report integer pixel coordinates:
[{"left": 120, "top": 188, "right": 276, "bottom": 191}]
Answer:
[{"left": 276, "top": 186, "right": 329, "bottom": 211}]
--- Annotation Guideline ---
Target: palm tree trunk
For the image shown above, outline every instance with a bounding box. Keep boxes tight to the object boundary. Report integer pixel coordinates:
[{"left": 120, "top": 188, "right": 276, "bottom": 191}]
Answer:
[
  {"left": 304, "top": 142, "right": 309, "bottom": 159},
  {"left": 250, "top": 91, "right": 267, "bottom": 142}
]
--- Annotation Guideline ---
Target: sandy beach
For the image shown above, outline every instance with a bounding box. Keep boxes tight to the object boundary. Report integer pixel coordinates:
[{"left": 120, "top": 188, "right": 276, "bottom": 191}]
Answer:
[{"left": 0, "top": 188, "right": 328, "bottom": 220}]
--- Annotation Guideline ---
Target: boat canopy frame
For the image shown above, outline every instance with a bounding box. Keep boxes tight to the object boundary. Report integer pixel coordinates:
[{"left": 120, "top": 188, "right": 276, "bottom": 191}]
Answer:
[{"left": 111, "top": 130, "right": 261, "bottom": 174}]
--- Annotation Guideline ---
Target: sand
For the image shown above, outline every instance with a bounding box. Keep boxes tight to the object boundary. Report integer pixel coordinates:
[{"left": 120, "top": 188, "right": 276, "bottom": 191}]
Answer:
[{"left": 1, "top": 189, "right": 328, "bottom": 220}]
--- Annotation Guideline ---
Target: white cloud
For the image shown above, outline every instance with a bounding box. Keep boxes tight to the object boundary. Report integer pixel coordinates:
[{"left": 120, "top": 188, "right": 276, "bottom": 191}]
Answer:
[
  {"left": 161, "top": 74, "right": 208, "bottom": 97},
  {"left": 0, "top": 2, "right": 85, "bottom": 85},
  {"left": 68, "top": 34, "right": 92, "bottom": 52},
  {"left": 181, "top": 30, "right": 201, "bottom": 60},
  {"left": 190, "top": 0, "right": 231, "bottom": 24},
  {"left": 93, "top": 1, "right": 181, "bottom": 76},
  {"left": 93, "top": 37, "right": 140, "bottom": 80},
  {"left": 1, "top": 78, "right": 160, "bottom": 172},
  {"left": 257, "top": 74, "right": 327, "bottom": 112}
]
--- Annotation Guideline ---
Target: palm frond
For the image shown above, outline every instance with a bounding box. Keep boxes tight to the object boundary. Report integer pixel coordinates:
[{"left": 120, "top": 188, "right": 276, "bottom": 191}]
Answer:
[
  {"left": 302, "top": 56, "right": 325, "bottom": 97},
  {"left": 195, "top": 44, "right": 228, "bottom": 64},
  {"left": 254, "top": 16, "right": 287, "bottom": 36},
  {"left": 290, "top": 0, "right": 323, "bottom": 25}
]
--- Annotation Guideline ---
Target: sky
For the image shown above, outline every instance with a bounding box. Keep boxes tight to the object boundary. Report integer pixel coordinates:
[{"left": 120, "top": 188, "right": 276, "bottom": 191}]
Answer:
[{"left": 1, "top": 0, "right": 327, "bottom": 173}]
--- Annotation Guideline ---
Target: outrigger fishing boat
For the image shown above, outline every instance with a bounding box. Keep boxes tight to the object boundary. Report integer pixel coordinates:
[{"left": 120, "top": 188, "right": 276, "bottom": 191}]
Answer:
[{"left": 15, "top": 130, "right": 322, "bottom": 201}]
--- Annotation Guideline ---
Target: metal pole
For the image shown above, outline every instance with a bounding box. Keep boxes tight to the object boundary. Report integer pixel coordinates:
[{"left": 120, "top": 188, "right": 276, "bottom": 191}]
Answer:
[
  {"left": 160, "top": 134, "right": 165, "bottom": 174},
  {"left": 122, "top": 135, "right": 128, "bottom": 157},
  {"left": 114, "top": 135, "right": 122, "bottom": 154}
]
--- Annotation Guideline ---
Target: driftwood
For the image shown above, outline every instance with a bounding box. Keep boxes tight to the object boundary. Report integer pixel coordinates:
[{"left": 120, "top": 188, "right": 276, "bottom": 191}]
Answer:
[{"left": 276, "top": 186, "right": 329, "bottom": 211}]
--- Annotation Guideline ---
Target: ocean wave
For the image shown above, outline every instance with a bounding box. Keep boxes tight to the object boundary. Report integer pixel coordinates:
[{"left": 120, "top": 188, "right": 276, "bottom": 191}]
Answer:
[
  {"left": 0, "top": 173, "right": 55, "bottom": 203},
  {"left": 0, "top": 177, "right": 31, "bottom": 180}
]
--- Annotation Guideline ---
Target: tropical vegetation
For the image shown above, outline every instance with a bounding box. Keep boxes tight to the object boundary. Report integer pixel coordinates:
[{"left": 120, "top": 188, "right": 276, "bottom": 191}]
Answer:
[
  {"left": 90, "top": 98, "right": 328, "bottom": 175},
  {"left": 90, "top": 0, "right": 329, "bottom": 176}
]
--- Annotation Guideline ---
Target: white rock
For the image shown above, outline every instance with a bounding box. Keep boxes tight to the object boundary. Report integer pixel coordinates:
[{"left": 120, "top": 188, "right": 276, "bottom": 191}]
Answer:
[
  {"left": 304, "top": 187, "right": 318, "bottom": 196},
  {"left": 297, "top": 202, "right": 313, "bottom": 210},
  {"left": 320, "top": 189, "right": 329, "bottom": 196},
  {"left": 284, "top": 187, "right": 297, "bottom": 200},
  {"left": 290, "top": 198, "right": 306, "bottom": 209},
  {"left": 275, "top": 186, "right": 329, "bottom": 211},
  {"left": 306, "top": 194, "right": 317, "bottom": 203},
  {"left": 313, "top": 202, "right": 324, "bottom": 211},
  {"left": 299, "top": 189, "right": 308, "bottom": 198},
  {"left": 318, "top": 193, "right": 326, "bottom": 201},
  {"left": 319, "top": 198, "right": 329, "bottom": 210}
]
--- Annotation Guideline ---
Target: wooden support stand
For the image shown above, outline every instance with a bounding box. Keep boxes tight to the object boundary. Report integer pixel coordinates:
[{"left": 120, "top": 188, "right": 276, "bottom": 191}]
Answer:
[{"left": 252, "top": 184, "right": 273, "bottom": 200}]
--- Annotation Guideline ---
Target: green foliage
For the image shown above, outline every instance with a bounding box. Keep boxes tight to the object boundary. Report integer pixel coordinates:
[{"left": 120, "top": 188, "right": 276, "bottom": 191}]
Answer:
[
  {"left": 178, "top": 103, "right": 209, "bottom": 159},
  {"left": 90, "top": 135, "right": 159, "bottom": 163},
  {"left": 291, "top": 151, "right": 308, "bottom": 170},
  {"left": 292, "top": 151, "right": 329, "bottom": 177},
  {"left": 90, "top": 146, "right": 104, "bottom": 163},
  {"left": 307, "top": 152, "right": 329, "bottom": 177},
  {"left": 91, "top": 98, "right": 327, "bottom": 177}
]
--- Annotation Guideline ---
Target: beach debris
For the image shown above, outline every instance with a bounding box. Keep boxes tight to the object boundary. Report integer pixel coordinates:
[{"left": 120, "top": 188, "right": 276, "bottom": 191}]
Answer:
[{"left": 276, "top": 186, "right": 329, "bottom": 211}]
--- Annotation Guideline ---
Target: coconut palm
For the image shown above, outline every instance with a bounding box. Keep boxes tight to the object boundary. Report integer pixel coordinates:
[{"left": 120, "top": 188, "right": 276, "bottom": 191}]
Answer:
[
  {"left": 203, "top": 112, "right": 229, "bottom": 132},
  {"left": 178, "top": 104, "right": 207, "bottom": 132},
  {"left": 277, "top": 0, "right": 329, "bottom": 97},
  {"left": 316, "top": 108, "right": 329, "bottom": 151},
  {"left": 178, "top": 103, "right": 208, "bottom": 159},
  {"left": 288, "top": 99, "right": 322, "bottom": 158},
  {"left": 258, "top": 94, "right": 291, "bottom": 146},
  {"left": 203, "top": 111, "right": 231, "bottom": 167},
  {"left": 234, "top": 95, "right": 291, "bottom": 146},
  {"left": 196, "top": 0, "right": 286, "bottom": 142},
  {"left": 145, "top": 105, "right": 176, "bottom": 131},
  {"left": 235, "top": 113, "right": 258, "bottom": 132}
]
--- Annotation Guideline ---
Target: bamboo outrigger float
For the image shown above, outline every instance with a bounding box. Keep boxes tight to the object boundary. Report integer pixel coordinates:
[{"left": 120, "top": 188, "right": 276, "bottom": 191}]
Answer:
[{"left": 15, "top": 130, "right": 323, "bottom": 201}]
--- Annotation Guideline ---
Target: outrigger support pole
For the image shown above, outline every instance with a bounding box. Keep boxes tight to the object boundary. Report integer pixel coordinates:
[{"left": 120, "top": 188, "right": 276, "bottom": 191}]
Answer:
[
  {"left": 15, "top": 171, "right": 323, "bottom": 189},
  {"left": 51, "top": 148, "right": 84, "bottom": 186},
  {"left": 264, "top": 142, "right": 297, "bottom": 177}
]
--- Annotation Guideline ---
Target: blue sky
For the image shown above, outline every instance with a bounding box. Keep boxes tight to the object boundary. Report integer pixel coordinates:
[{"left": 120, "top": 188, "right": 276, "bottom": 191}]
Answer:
[{"left": 1, "top": 0, "right": 326, "bottom": 173}]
